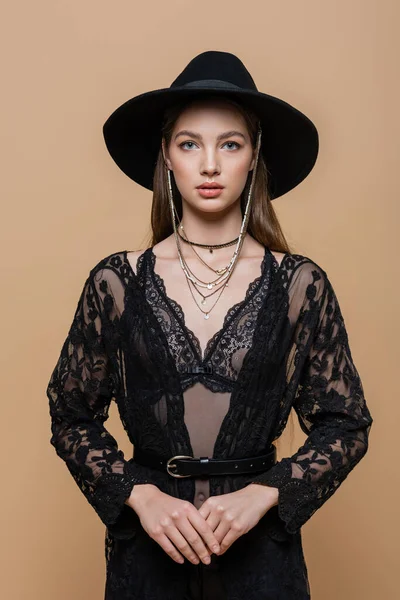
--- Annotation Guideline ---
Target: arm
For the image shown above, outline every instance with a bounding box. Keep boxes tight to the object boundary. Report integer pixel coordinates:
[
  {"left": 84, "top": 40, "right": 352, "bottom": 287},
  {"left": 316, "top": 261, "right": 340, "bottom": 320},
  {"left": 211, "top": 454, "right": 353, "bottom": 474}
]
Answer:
[
  {"left": 46, "top": 271, "right": 155, "bottom": 533},
  {"left": 246, "top": 265, "right": 373, "bottom": 535}
]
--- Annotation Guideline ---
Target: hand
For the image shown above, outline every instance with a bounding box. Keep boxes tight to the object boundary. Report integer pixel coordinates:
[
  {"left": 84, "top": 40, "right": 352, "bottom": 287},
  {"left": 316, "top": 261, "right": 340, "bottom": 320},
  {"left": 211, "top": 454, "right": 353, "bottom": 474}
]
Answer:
[
  {"left": 126, "top": 484, "right": 221, "bottom": 565},
  {"left": 197, "top": 483, "right": 279, "bottom": 556}
]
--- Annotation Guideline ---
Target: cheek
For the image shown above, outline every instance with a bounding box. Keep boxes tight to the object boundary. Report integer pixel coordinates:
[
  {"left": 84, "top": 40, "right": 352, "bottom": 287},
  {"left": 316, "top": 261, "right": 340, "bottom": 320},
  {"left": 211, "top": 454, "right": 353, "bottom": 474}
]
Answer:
[
  {"left": 171, "top": 164, "right": 197, "bottom": 200},
  {"left": 233, "top": 155, "right": 253, "bottom": 175},
  {"left": 227, "top": 160, "right": 251, "bottom": 190},
  {"left": 174, "top": 166, "right": 195, "bottom": 196},
  {"left": 170, "top": 154, "right": 194, "bottom": 182},
  {"left": 175, "top": 161, "right": 194, "bottom": 179}
]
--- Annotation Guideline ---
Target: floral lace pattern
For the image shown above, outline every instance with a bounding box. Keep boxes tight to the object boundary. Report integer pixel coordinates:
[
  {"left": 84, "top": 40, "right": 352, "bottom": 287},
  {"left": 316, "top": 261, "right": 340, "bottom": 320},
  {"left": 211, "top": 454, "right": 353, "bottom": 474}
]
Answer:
[
  {"left": 46, "top": 246, "right": 373, "bottom": 599},
  {"left": 138, "top": 246, "right": 272, "bottom": 393}
]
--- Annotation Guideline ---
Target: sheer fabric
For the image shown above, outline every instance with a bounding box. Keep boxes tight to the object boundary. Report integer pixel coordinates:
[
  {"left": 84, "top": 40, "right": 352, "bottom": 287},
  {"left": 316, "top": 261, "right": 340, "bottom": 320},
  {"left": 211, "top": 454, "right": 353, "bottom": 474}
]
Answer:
[
  {"left": 138, "top": 246, "right": 272, "bottom": 509},
  {"left": 46, "top": 246, "right": 373, "bottom": 599}
]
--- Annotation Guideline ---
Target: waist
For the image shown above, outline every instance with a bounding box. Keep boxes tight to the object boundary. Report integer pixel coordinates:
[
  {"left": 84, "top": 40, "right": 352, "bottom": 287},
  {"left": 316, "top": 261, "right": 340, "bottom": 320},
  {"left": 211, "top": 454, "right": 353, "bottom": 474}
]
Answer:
[{"left": 133, "top": 445, "right": 277, "bottom": 479}]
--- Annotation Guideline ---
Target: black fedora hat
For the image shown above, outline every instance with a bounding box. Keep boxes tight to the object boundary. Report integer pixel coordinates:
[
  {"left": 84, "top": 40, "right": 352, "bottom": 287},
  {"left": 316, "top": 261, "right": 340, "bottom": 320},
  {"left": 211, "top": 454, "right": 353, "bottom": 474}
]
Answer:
[{"left": 103, "top": 50, "right": 319, "bottom": 200}]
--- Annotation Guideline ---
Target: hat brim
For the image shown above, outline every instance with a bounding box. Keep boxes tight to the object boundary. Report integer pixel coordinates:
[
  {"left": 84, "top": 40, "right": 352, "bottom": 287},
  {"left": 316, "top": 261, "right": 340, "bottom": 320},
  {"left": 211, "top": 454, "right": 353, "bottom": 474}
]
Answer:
[{"left": 102, "top": 85, "right": 319, "bottom": 199}]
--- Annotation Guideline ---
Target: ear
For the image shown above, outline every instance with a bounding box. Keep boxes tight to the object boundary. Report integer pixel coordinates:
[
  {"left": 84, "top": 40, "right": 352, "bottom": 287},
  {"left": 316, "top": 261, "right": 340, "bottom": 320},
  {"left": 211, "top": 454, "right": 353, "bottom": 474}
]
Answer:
[{"left": 162, "top": 138, "right": 173, "bottom": 170}]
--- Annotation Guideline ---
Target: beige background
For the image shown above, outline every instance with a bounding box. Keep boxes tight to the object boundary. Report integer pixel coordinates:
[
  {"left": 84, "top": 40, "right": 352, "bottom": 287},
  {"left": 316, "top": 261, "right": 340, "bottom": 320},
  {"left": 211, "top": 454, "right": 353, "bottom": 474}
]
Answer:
[{"left": 1, "top": 1, "right": 398, "bottom": 598}]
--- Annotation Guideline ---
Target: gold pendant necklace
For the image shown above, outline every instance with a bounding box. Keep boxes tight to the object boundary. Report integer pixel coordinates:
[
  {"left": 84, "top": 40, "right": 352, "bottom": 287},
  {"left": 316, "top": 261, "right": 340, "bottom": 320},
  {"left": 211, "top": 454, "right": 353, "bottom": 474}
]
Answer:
[
  {"left": 191, "top": 276, "right": 229, "bottom": 305},
  {"left": 175, "top": 230, "right": 237, "bottom": 289},
  {"left": 179, "top": 225, "right": 230, "bottom": 275},
  {"left": 185, "top": 266, "right": 235, "bottom": 319}
]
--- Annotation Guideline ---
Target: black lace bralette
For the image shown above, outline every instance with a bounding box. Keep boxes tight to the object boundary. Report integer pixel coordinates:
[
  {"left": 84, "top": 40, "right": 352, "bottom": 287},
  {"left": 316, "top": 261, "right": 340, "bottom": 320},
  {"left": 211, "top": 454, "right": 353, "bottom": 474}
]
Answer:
[{"left": 134, "top": 247, "right": 273, "bottom": 394}]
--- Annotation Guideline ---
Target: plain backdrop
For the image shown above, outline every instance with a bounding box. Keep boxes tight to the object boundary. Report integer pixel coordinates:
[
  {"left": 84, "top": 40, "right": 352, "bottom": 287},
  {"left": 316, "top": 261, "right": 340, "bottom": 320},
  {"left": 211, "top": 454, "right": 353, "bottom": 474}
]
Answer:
[{"left": 1, "top": 1, "right": 398, "bottom": 598}]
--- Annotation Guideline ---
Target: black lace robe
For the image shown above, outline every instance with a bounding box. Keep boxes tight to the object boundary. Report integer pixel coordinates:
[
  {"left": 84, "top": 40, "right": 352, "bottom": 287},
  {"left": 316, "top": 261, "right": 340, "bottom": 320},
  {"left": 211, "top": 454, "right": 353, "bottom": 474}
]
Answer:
[{"left": 46, "top": 246, "right": 373, "bottom": 599}]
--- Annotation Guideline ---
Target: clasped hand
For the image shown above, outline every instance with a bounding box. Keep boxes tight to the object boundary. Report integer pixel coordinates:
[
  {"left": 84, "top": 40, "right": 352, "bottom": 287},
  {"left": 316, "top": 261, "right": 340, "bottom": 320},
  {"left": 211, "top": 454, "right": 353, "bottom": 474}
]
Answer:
[{"left": 128, "top": 483, "right": 278, "bottom": 565}]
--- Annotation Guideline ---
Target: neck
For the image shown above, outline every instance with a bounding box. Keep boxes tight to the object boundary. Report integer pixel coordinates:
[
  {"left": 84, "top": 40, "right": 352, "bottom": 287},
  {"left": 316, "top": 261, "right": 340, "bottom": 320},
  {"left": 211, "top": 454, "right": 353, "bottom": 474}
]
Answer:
[{"left": 179, "top": 199, "right": 243, "bottom": 246}]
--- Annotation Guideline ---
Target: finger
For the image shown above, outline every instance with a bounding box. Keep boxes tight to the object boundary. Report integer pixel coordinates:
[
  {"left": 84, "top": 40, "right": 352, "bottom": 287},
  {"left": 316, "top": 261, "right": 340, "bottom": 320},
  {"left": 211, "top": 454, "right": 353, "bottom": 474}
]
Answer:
[
  {"left": 212, "top": 518, "right": 231, "bottom": 546},
  {"left": 197, "top": 501, "right": 211, "bottom": 521},
  {"left": 217, "top": 521, "right": 245, "bottom": 555},
  {"left": 201, "top": 500, "right": 226, "bottom": 541},
  {"left": 164, "top": 525, "right": 202, "bottom": 565},
  {"left": 177, "top": 517, "right": 216, "bottom": 563},
  {"left": 154, "top": 533, "right": 187, "bottom": 565},
  {"left": 186, "top": 509, "right": 221, "bottom": 557},
  {"left": 204, "top": 507, "right": 223, "bottom": 534}
]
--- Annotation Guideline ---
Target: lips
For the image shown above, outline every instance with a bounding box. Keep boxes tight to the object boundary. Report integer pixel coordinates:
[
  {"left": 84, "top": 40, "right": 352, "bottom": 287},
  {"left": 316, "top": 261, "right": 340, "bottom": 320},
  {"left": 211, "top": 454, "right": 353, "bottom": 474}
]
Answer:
[{"left": 196, "top": 183, "right": 224, "bottom": 189}]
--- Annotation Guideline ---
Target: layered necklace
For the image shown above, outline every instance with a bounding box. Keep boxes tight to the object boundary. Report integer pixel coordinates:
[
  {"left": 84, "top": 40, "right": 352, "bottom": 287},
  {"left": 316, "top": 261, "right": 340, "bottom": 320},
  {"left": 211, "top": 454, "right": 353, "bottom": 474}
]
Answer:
[
  {"left": 166, "top": 126, "right": 262, "bottom": 320},
  {"left": 177, "top": 228, "right": 239, "bottom": 253}
]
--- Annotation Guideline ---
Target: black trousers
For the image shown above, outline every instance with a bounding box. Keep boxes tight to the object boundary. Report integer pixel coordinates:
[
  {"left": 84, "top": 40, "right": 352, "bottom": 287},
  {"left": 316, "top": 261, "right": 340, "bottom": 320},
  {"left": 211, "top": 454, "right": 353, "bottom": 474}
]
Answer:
[{"left": 184, "top": 554, "right": 227, "bottom": 600}]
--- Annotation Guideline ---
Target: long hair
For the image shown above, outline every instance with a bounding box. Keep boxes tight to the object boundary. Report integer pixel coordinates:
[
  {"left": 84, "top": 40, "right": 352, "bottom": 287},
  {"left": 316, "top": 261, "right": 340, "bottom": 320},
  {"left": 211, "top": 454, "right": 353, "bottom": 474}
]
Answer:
[{"left": 145, "top": 93, "right": 296, "bottom": 452}]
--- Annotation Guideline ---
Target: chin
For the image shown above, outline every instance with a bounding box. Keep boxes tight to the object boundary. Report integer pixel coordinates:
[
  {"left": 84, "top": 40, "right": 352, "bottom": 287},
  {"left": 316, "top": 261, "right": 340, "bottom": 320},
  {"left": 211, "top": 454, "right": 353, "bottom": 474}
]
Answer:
[
  {"left": 184, "top": 195, "right": 237, "bottom": 212},
  {"left": 197, "top": 201, "right": 233, "bottom": 214}
]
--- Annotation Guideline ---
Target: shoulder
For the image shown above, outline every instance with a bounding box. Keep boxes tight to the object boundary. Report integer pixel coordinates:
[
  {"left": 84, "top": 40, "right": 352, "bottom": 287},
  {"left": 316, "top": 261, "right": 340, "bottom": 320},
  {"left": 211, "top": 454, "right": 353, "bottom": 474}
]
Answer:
[
  {"left": 80, "top": 249, "right": 149, "bottom": 314},
  {"left": 87, "top": 249, "right": 127, "bottom": 275},
  {"left": 87, "top": 248, "right": 149, "bottom": 278},
  {"left": 289, "top": 251, "right": 328, "bottom": 278},
  {"left": 79, "top": 249, "right": 146, "bottom": 302},
  {"left": 284, "top": 252, "right": 331, "bottom": 299}
]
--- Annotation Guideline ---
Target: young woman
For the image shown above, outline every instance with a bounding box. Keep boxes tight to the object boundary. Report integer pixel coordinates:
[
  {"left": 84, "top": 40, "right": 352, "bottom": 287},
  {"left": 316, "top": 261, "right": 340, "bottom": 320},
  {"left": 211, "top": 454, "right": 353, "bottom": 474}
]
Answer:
[{"left": 46, "top": 51, "right": 373, "bottom": 600}]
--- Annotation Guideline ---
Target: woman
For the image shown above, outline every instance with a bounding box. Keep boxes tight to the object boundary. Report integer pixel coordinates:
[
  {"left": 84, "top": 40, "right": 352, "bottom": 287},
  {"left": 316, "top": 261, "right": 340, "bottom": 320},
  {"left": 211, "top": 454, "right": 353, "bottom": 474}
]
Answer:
[{"left": 46, "top": 51, "right": 373, "bottom": 599}]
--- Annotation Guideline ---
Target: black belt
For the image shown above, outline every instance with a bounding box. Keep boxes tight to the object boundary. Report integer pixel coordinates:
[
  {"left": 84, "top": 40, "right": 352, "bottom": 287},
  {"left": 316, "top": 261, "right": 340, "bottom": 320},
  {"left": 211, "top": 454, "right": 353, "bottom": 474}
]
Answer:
[{"left": 133, "top": 445, "right": 277, "bottom": 478}]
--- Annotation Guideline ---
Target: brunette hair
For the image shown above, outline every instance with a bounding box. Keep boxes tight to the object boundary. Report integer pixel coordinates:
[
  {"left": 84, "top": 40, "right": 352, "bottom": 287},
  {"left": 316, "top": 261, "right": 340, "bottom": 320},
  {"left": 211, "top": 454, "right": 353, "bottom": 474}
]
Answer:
[{"left": 145, "top": 94, "right": 296, "bottom": 452}]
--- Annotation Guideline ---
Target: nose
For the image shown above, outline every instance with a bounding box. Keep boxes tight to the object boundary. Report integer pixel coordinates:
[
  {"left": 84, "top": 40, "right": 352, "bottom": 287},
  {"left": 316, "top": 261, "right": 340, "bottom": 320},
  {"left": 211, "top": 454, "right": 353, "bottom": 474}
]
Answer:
[{"left": 200, "top": 149, "right": 221, "bottom": 177}]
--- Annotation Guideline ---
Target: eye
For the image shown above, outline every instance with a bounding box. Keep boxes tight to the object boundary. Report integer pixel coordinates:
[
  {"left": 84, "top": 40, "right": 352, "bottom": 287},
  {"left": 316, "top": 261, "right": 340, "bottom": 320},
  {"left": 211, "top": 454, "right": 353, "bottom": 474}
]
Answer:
[
  {"left": 179, "top": 141, "right": 241, "bottom": 150},
  {"left": 179, "top": 141, "right": 198, "bottom": 150},
  {"left": 223, "top": 141, "right": 241, "bottom": 150}
]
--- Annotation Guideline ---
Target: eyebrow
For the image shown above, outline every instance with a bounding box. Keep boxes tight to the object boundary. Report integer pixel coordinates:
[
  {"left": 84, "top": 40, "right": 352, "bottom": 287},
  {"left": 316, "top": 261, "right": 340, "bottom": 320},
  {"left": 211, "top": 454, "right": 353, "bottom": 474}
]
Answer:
[{"left": 174, "top": 129, "right": 247, "bottom": 142}]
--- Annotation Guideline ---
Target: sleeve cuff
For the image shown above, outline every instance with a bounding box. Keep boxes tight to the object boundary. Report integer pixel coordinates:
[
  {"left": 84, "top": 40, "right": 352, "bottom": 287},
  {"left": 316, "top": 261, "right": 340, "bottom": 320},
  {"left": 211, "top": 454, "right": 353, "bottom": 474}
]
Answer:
[
  {"left": 92, "top": 472, "right": 138, "bottom": 528},
  {"left": 274, "top": 478, "right": 318, "bottom": 534},
  {"left": 246, "top": 459, "right": 318, "bottom": 535},
  {"left": 92, "top": 465, "right": 159, "bottom": 539}
]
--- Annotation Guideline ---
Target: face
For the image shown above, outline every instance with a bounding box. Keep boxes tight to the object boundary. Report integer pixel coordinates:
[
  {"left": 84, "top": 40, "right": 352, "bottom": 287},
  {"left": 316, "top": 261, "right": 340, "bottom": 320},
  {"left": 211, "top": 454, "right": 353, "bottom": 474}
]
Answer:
[{"left": 162, "top": 99, "right": 256, "bottom": 214}]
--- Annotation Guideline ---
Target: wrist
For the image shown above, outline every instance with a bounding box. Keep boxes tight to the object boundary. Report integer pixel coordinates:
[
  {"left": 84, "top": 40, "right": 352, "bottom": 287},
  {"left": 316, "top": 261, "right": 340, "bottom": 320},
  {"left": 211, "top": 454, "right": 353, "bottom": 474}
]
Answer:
[
  {"left": 125, "top": 483, "right": 161, "bottom": 511},
  {"left": 246, "top": 483, "right": 279, "bottom": 507}
]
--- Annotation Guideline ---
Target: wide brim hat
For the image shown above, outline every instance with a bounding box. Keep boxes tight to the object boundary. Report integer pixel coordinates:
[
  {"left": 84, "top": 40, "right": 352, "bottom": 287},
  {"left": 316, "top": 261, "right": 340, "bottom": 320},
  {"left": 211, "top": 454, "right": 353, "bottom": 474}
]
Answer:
[{"left": 103, "top": 51, "right": 319, "bottom": 200}]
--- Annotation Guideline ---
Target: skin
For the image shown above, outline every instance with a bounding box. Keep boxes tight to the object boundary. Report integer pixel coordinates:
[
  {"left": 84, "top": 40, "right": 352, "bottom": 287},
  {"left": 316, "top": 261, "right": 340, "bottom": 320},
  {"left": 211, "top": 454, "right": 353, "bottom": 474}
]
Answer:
[{"left": 125, "top": 98, "right": 283, "bottom": 566}]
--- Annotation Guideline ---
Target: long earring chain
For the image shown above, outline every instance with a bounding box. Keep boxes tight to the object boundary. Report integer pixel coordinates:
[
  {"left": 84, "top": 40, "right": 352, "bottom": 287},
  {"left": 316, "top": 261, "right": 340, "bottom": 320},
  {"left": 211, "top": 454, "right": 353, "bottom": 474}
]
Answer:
[{"left": 166, "top": 126, "right": 262, "bottom": 318}]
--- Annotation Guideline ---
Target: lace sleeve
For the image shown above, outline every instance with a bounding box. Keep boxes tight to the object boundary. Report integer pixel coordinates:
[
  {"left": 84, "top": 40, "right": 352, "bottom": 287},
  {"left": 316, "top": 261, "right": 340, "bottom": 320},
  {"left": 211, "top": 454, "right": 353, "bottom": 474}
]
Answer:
[
  {"left": 46, "top": 272, "right": 153, "bottom": 531},
  {"left": 247, "top": 265, "right": 373, "bottom": 535}
]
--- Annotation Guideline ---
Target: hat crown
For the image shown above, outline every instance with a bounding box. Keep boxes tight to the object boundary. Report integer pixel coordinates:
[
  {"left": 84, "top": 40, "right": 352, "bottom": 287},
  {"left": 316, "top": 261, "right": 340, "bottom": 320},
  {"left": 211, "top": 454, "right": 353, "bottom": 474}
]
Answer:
[{"left": 170, "top": 51, "right": 258, "bottom": 92}]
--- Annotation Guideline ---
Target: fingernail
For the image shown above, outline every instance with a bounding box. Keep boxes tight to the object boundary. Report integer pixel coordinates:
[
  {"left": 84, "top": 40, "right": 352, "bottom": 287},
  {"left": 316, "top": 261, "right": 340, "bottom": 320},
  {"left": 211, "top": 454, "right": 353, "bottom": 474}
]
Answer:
[
  {"left": 212, "top": 545, "right": 220, "bottom": 553},
  {"left": 203, "top": 556, "right": 211, "bottom": 564}
]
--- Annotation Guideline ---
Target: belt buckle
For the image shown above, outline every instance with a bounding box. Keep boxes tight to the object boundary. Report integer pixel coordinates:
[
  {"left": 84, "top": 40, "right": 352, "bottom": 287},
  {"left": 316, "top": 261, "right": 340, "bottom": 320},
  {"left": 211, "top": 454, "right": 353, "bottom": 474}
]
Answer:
[{"left": 166, "top": 455, "right": 194, "bottom": 478}]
